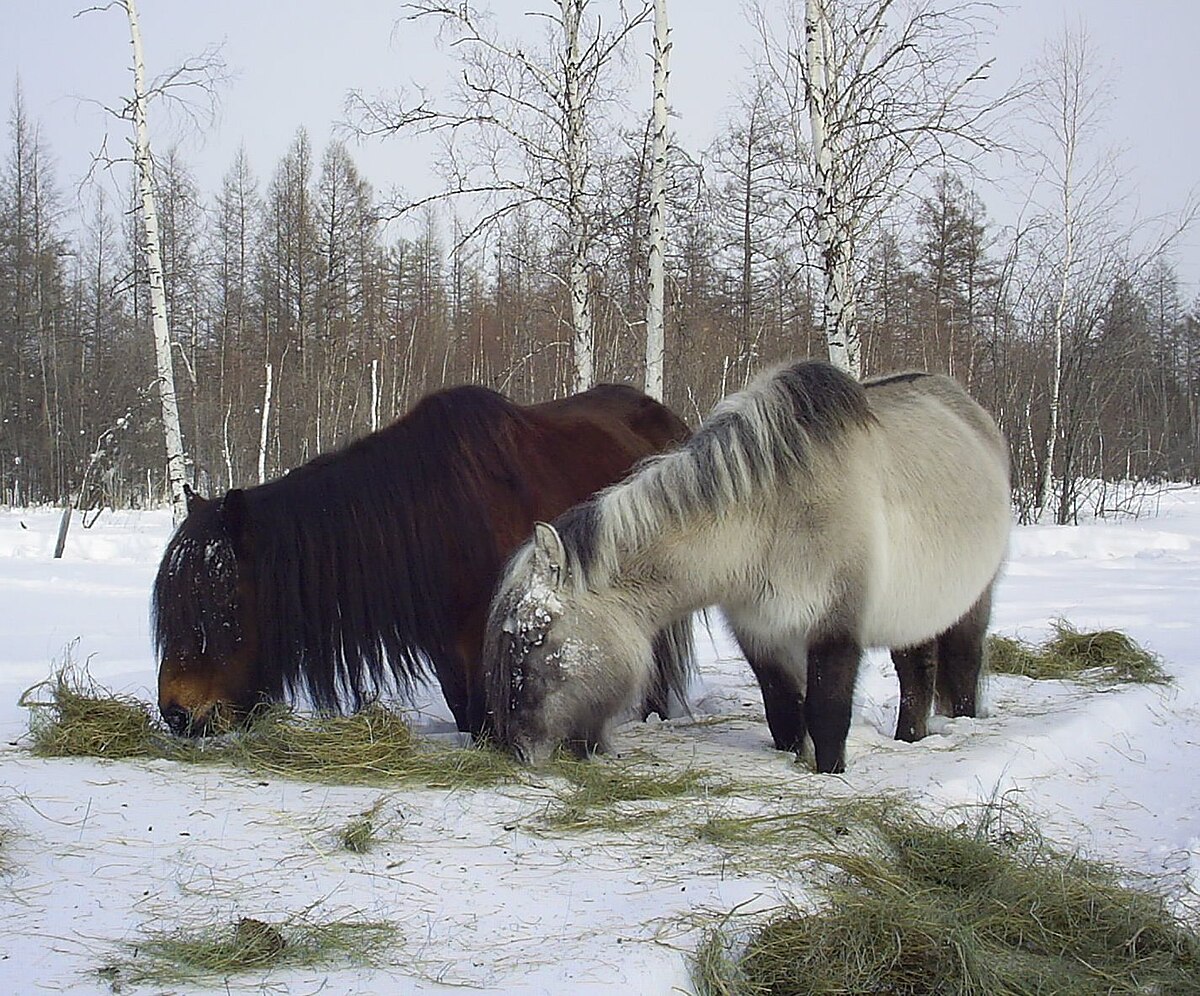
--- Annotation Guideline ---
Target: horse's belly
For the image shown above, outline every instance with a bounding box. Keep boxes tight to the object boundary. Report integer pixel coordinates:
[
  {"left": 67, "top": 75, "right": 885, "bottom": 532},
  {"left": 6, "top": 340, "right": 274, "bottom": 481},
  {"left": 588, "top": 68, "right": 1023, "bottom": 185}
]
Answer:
[{"left": 860, "top": 515, "right": 1008, "bottom": 649}]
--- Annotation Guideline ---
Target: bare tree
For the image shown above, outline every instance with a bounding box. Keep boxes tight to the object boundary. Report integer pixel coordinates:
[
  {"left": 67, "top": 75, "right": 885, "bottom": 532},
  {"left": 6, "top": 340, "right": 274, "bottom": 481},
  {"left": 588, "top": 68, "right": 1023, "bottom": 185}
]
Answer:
[
  {"left": 79, "top": 1, "right": 225, "bottom": 521},
  {"left": 754, "top": 0, "right": 1008, "bottom": 375},
  {"left": 350, "top": 0, "right": 651, "bottom": 392},
  {"left": 1021, "top": 23, "right": 1196, "bottom": 522},
  {"left": 643, "top": 0, "right": 670, "bottom": 400}
]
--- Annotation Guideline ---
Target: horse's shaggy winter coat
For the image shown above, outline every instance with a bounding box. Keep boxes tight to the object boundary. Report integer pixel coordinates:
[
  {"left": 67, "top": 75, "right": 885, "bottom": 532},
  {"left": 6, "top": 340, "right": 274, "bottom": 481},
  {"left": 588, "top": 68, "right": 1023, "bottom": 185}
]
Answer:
[
  {"left": 152, "top": 383, "right": 691, "bottom": 738},
  {"left": 484, "top": 361, "right": 1011, "bottom": 773}
]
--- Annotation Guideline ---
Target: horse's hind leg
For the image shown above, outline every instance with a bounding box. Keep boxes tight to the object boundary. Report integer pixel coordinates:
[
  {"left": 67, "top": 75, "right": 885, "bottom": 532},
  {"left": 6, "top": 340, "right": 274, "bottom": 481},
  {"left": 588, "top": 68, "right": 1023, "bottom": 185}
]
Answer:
[
  {"left": 805, "top": 635, "right": 861, "bottom": 774},
  {"left": 935, "top": 582, "right": 995, "bottom": 719},
  {"left": 891, "top": 640, "right": 937, "bottom": 741}
]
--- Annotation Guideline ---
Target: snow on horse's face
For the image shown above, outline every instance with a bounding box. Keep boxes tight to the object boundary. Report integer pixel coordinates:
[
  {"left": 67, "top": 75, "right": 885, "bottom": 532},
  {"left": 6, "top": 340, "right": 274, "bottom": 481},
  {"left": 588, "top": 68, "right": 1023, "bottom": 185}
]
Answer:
[
  {"left": 154, "top": 487, "right": 263, "bottom": 736},
  {"left": 486, "top": 523, "right": 652, "bottom": 764}
]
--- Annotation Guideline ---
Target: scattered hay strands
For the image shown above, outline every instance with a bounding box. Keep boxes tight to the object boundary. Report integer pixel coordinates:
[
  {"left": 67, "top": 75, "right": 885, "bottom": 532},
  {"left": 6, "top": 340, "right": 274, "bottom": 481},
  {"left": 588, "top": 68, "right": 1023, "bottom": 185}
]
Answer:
[
  {"left": 98, "top": 912, "right": 396, "bottom": 989},
  {"left": 692, "top": 801, "right": 1200, "bottom": 996},
  {"left": 988, "top": 620, "right": 1170, "bottom": 686},
  {"left": 540, "top": 753, "right": 742, "bottom": 833},
  {"left": 336, "top": 797, "right": 397, "bottom": 854}
]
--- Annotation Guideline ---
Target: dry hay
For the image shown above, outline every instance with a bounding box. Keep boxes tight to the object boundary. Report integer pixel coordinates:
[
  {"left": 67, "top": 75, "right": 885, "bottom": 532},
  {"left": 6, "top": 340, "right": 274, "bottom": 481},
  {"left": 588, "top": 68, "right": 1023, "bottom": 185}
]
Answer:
[
  {"left": 692, "top": 801, "right": 1200, "bottom": 995},
  {"left": 20, "top": 667, "right": 519, "bottom": 789},
  {"left": 97, "top": 912, "right": 396, "bottom": 989},
  {"left": 337, "top": 797, "right": 396, "bottom": 853},
  {"left": 540, "top": 753, "right": 740, "bottom": 832},
  {"left": 988, "top": 620, "right": 1169, "bottom": 686},
  {"left": 20, "top": 670, "right": 166, "bottom": 760}
]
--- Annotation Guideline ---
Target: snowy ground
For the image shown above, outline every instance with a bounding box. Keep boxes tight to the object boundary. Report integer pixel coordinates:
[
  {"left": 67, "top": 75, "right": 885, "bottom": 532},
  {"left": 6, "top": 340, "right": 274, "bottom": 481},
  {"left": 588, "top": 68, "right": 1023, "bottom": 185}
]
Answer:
[{"left": 2, "top": 488, "right": 1199, "bottom": 994}]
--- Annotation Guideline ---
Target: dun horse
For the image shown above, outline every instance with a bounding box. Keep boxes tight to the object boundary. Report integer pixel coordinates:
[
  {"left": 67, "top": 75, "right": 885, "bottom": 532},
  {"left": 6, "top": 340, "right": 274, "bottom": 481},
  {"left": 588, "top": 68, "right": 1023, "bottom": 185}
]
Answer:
[
  {"left": 153, "top": 383, "right": 690, "bottom": 737},
  {"left": 484, "top": 361, "right": 1011, "bottom": 773}
]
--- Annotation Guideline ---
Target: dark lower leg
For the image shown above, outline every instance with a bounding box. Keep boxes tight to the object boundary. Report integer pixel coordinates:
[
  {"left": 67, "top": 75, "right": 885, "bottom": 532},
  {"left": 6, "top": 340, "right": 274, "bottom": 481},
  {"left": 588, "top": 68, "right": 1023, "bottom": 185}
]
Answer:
[
  {"left": 434, "top": 650, "right": 476, "bottom": 735},
  {"left": 936, "top": 584, "right": 993, "bottom": 718},
  {"left": 805, "top": 636, "right": 861, "bottom": 774},
  {"left": 891, "top": 640, "right": 937, "bottom": 741},
  {"left": 741, "top": 646, "right": 807, "bottom": 754}
]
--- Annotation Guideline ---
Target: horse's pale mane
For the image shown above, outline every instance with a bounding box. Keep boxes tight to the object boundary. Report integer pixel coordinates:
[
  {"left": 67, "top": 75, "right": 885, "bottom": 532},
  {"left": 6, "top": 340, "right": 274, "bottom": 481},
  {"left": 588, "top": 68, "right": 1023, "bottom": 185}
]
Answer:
[
  {"left": 554, "top": 362, "right": 873, "bottom": 590},
  {"left": 154, "top": 386, "right": 536, "bottom": 712}
]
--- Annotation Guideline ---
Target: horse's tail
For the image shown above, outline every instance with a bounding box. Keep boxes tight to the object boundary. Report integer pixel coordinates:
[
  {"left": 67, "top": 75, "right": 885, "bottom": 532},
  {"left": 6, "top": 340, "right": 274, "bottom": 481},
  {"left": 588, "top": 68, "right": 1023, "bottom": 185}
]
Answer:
[{"left": 641, "top": 615, "right": 696, "bottom": 720}]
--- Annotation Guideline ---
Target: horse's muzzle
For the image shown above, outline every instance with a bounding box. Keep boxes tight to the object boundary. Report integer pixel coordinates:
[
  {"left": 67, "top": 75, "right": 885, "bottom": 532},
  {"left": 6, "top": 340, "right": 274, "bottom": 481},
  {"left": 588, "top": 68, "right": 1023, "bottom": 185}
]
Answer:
[{"left": 161, "top": 704, "right": 202, "bottom": 737}]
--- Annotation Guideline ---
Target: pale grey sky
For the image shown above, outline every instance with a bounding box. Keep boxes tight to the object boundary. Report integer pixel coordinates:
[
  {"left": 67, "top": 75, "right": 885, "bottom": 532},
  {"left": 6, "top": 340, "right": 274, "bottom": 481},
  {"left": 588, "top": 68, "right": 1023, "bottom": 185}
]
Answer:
[{"left": 1, "top": 1, "right": 1197, "bottom": 294}]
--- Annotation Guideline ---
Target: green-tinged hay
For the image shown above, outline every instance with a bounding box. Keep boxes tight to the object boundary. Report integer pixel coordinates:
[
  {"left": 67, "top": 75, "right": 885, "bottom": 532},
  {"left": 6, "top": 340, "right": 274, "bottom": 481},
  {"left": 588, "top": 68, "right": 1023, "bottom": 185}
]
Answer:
[
  {"left": 694, "top": 796, "right": 899, "bottom": 873},
  {"left": 98, "top": 913, "right": 396, "bottom": 988},
  {"left": 226, "top": 704, "right": 416, "bottom": 784},
  {"left": 985, "top": 633, "right": 1045, "bottom": 677},
  {"left": 1044, "top": 620, "right": 1170, "bottom": 685},
  {"left": 20, "top": 671, "right": 165, "bottom": 759},
  {"left": 338, "top": 798, "right": 395, "bottom": 853},
  {"left": 21, "top": 672, "right": 521, "bottom": 789},
  {"left": 987, "top": 621, "right": 1169, "bottom": 685},
  {"left": 543, "top": 755, "right": 735, "bottom": 831},
  {"left": 694, "top": 803, "right": 1200, "bottom": 996},
  {"left": 223, "top": 705, "right": 521, "bottom": 788}
]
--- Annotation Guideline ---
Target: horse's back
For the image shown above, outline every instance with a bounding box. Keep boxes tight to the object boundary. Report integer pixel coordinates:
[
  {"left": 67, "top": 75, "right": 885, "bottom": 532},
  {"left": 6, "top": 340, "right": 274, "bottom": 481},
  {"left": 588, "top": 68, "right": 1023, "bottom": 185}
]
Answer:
[
  {"left": 852, "top": 371, "right": 1010, "bottom": 647},
  {"left": 521, "top": 385, "right": 690, "bottom": 505},
  {"left": 531, "top": 384, "right": 690, "bottom": 452}
]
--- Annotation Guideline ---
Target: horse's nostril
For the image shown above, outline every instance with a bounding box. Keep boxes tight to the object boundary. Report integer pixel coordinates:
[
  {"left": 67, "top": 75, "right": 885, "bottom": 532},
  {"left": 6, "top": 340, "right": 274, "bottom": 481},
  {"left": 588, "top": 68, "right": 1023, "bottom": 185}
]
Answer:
[{"left": 161, "top": 705, "right": 192, "bottom": 736}]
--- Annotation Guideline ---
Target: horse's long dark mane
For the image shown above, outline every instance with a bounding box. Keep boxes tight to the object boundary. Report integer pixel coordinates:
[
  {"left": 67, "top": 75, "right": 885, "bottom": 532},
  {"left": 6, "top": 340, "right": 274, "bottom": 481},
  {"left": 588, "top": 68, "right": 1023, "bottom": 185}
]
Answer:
[
  {"left": 551, "top": 361, "right": 874, "bottom": 588},
  {"left": 153, "top": 386, "right": 540, "bottom": 712}
]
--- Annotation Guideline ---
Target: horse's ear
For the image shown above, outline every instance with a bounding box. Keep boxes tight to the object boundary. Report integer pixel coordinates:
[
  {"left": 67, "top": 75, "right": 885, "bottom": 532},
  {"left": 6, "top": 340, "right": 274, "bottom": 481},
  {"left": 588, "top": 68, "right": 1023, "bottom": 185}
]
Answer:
[
  {"left": 219, "top": 488, "right": 247, "bottom": 541},
  {"left": 182, "top": 482, "right": 205, "bottom": 516},
  {"left": 532, "top": 521, "right": 567, "bottom": 587}
]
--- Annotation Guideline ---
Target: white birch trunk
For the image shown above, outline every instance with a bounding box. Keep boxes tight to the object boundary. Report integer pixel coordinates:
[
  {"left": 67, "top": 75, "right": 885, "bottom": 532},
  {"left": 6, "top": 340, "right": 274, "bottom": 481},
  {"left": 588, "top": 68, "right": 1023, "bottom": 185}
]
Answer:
[
  {"left": 564, "top": 0, "right": 594, "bottom": 392},
  {"left": 371, "top": 358, "right": 380, "bottom": 433},
  {"left": 126, "top": 0, "right": 188, "bottom": 522},
  {"left": 1036, "top": 39, "right": 1081, "bottom": 523},
  {"left": 643, "top": 0, "right": 670, "bottom": 401},
  {"left": 805, "top": 0, "right": 859, "bottom": 377},
  {"left": 1038, "top": 141, "right": 1075, "bottom": 522},
  {"left": 258, "top": 361, "right": 273, "bottom": 485}
]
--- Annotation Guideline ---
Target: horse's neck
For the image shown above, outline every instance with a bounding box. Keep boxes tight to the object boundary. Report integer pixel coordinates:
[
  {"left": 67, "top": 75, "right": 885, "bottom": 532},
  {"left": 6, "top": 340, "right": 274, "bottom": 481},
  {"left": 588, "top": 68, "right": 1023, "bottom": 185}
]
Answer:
[{"left": 611, "top": 521, "right": 743, "bottom": 630}]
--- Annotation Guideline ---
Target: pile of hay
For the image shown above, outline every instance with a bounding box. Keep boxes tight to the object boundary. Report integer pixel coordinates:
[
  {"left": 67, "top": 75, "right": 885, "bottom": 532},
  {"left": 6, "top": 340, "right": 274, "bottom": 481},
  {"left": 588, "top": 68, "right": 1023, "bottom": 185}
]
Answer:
[
  {"left": 20, "top": 671, "right": 167, "bottom": 759},
  {"left": 98, "top": 913, "right": 396, "bottom": 988},
  {"left": 337, "top": 798, "right": 395, "bottom": 853},
  {"left": 20, "top": 669, "right": 519, "bottom": 790},
  {"left": 988, "top": 621, "right": 1169, "bottom": 685},
  {"left": 694, "top": 803, "right": 1200, "bottom": 995}
]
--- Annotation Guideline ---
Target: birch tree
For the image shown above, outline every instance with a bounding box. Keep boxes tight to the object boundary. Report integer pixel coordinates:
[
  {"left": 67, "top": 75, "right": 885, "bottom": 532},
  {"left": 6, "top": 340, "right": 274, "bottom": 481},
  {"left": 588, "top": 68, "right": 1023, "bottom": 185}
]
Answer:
[
  {"left": 350, "top": 0, "right": 651, "bottom": 393},
  {"left": 130, "top": 3, "right": 188, "bottom": 519},
  {"left": 1030, "top": 26, "right": 1100, "bottom": 521},
  {"left": 755, "top": 0, "right": 1006, "bottom": 376},
  {"left": 81, "top": 0, "right": 224, "bottom": 521},
  {"left": 643, "top": 0, "right": 669, "bottom": 400}
]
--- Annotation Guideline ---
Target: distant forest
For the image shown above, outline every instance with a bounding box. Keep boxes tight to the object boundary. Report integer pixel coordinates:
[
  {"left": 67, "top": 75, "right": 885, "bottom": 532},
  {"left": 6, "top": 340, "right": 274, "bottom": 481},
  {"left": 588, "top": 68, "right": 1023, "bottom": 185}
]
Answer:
[{"left": 2, "top": 7, "right": 1198, "bottom": 524}]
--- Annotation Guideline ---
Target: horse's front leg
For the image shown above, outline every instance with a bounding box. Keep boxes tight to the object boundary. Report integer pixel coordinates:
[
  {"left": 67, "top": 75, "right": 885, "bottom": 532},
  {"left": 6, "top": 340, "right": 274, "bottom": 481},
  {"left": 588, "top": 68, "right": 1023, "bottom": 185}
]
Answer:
[
  {"left": 730, "top": 624, "right": 808, "bottom": 754},
  {"left": 748, "top": 653, "right": 808, "bottom": 754},
  {"left": 805, "top": 635, "right": 862, "bottom": 774}
]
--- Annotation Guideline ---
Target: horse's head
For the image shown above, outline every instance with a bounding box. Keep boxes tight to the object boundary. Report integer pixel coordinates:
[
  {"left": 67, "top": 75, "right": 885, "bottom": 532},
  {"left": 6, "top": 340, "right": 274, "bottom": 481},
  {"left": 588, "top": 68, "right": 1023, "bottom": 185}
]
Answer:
[
  {"left": 153, "top": 486, "right": 265, "bottom": 736},
  {"left": 484, "top": 521, "right": 652, "bottom": 765}
]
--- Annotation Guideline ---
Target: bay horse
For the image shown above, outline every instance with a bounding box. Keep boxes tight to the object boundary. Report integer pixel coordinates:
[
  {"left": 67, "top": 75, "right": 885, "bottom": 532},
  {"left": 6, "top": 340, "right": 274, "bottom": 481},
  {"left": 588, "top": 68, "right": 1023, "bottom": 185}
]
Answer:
[
  {"left": 153, "top": 383, "right": 691, "bottom": 738},
  {"left": 483, "top": 361, "right": 1012, "bottom": 773}
]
